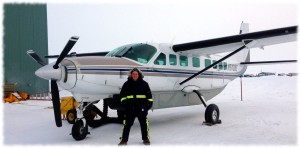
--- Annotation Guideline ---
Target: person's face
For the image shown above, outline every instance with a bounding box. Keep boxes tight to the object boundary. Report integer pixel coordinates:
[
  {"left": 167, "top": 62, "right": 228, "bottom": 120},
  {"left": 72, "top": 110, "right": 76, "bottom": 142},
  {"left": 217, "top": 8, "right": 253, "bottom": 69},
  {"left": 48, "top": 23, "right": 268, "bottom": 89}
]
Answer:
[{"left": 132, "top": 71, "right": 139, "bottom": 81}]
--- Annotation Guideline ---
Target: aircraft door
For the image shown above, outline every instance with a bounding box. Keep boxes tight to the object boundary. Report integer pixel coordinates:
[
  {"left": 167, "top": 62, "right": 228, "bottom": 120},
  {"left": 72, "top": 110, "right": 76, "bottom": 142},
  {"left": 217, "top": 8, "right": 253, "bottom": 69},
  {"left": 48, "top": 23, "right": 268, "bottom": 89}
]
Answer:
[
  {"left": 212, "top": 62, "right": 224, "bottom": 88},
  {"left": 148, "top": 52, "right": 173, "bottom": 91}
]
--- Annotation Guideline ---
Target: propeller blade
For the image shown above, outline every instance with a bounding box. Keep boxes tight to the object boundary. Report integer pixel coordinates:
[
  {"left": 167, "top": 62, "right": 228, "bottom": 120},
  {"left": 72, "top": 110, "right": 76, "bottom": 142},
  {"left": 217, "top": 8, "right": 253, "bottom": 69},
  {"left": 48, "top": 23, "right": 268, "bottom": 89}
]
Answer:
[
  {"left": 45, "top": 51, "right": 109, "bottom": 58},
  {"left": 53, "top": 36, "right": 79, "bottom": 69},
  {"left": 26, "top": 50, "right": 46, "bottom": 66},
  {"left": 51, "top": 80, "right": 62, "bottom": 127}
]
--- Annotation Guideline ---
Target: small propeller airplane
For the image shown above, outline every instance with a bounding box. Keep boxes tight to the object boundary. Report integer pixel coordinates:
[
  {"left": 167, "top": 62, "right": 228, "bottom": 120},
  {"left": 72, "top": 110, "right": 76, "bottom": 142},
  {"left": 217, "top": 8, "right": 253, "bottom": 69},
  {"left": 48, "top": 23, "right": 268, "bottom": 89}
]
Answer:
[{"left": 27, "top": 22, "right": 297, "bottom": 141}]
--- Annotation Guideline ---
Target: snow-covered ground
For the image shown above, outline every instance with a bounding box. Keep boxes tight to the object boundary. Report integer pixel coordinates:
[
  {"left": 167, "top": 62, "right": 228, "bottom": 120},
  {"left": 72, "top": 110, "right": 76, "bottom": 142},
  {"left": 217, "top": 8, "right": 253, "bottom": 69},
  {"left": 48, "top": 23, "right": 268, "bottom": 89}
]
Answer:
[{"left": 2, "top": 76, "right": 298, "bottom": 146}]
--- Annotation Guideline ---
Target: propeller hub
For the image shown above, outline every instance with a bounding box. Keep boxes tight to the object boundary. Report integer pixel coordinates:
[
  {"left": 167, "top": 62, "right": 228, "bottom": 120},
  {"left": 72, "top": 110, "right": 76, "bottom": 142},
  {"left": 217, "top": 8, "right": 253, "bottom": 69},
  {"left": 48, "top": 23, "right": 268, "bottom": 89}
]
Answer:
[{"left": 35, "top": 63, "right": 62, "bottom": 81}]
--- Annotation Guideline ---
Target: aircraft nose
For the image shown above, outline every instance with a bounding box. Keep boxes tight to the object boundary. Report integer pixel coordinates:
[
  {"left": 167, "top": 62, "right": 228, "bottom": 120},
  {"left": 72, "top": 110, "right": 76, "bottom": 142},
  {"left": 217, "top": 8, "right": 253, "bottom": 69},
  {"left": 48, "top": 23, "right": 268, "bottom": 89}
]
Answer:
[{"left": 35, "top": 64, "right": 62, "bottom": 81}]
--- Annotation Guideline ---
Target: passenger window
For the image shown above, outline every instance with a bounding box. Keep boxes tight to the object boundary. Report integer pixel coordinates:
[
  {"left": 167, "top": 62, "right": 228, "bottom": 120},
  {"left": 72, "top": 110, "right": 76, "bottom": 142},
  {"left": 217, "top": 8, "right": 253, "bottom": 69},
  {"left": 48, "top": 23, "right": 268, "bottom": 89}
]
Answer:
[
  {"left": 169, "top": 54, "right": 177, "bottom": 65},
  {"left": 218, "top": 62, "right": 223, "bottom": 70},
  {"left": 224, "top": 62, "right": 227, "bottom": 70},
  {"left": 205, "top": 59, "right": 211, "bottom": 68},
  {"left": 154, "top": 53, "right": 166, "bottom": 65},
  {"left": 213, "top": 60, "right": 217, "bottom": 69},
  {"left": 192, "top": 57, "right": 200, "bottom": 67},
  {"left": 180, "top": 56, "right": 188, "bottom": 66}
]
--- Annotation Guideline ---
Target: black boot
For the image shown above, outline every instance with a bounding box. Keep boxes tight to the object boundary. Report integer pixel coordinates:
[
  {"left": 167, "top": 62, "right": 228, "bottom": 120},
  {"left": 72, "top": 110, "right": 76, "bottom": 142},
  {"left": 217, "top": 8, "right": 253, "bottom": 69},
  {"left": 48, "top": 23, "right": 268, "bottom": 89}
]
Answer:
[
  {"left": 143, "top": 139, "right": 150, "bottom": 145},
  {"left": 118, "top": 141, "right": 127, "bottom": 146}
]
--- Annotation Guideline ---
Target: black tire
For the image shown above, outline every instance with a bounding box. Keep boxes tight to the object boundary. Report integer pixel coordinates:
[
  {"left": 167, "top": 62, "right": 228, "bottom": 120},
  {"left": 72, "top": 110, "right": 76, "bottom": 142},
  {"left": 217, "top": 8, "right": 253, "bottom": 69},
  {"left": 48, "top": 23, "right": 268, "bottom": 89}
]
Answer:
[
  {"left": 71, "top": 120, "right": 88, "bottom": 141},
  {"left": 66, "top": 109, "right": 77, "bottom": 124},
  {"left": 86, "top": 105, "right": 102, "bottom": 120},
  {"left": 103, "top": 99, "right": 108, "bottom": 118},
  {"left": 205, "top": 104, "right": 220, "bottom": 124}
]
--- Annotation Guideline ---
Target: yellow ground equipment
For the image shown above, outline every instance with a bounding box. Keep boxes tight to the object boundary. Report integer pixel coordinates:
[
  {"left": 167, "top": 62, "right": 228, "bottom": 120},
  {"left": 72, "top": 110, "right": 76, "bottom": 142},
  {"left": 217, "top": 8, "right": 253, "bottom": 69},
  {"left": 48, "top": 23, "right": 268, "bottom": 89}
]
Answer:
[{"left": 60, "top": 96, "right": 79, "bottom": 124}]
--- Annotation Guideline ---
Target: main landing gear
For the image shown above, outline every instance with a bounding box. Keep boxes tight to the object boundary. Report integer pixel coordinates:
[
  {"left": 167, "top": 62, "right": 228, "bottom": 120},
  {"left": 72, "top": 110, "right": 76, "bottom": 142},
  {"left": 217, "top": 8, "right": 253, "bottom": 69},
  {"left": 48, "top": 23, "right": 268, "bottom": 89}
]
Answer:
[
  {"left": 193, "top": 90, "right": 222, "bottom": 125},
  {"left": 70, "top": 99, "right": 123, "bottom": 141}
]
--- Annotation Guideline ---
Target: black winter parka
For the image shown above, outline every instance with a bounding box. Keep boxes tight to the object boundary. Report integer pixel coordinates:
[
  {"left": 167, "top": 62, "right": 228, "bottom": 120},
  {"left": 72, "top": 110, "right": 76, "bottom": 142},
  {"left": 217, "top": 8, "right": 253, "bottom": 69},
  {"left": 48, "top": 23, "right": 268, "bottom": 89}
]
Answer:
[{"left": 120, "top": 77, "right": 153, "bottom": 111}]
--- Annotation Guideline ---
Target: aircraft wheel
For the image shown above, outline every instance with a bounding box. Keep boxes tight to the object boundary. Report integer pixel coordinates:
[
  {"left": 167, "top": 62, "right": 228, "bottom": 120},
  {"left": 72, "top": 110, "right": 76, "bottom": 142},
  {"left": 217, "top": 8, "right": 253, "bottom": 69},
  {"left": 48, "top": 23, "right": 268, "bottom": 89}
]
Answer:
[
  {"left": 71, "top": 119, "right": 88, "bottom": 141},
  {"left": 66, "top": 109, "right": 77, "bottom": 124},
  {"left": 103, "top": 99, "right": 108, "bottom": 117},
  {"left": 84, "top": 105, "right": 101, "bottom": 120},
  {"left": 205, "top": 104, "right": 220, "bottom": 124}
]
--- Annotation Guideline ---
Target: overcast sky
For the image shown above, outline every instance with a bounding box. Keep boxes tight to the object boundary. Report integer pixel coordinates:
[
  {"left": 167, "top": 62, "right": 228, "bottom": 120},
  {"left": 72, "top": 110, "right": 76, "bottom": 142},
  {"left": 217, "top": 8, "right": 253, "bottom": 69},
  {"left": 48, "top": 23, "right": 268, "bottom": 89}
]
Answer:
[{"left": 46, "top": 0, "right": 298, "bottom": 73}]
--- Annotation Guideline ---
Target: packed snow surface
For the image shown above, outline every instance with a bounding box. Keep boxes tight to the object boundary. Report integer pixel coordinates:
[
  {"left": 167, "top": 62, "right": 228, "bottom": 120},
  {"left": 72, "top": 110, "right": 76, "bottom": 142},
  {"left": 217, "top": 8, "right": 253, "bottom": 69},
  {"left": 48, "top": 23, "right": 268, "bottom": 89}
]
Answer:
[{"left": 3, "top": 76, "right": 298, "bottom": 146}]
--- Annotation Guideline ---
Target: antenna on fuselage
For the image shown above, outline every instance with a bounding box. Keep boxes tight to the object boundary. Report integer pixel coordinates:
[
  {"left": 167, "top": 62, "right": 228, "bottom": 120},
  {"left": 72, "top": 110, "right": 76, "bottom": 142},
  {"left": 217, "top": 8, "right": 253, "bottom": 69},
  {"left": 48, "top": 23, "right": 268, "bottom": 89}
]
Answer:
[
  {"left": 170, "top": 36, "right": 176, "bottom": 49},
  {"left": 239, "top": 21, "right": 249, "bottom": 34}
]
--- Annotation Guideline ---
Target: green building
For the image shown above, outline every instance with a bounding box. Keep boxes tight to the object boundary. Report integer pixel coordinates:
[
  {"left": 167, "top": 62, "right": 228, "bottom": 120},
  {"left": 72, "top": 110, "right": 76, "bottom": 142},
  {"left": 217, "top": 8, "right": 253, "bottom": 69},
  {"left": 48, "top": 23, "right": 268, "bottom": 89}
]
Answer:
[{"left": 4, "top": 4, "right": 49, "bottom": 95}]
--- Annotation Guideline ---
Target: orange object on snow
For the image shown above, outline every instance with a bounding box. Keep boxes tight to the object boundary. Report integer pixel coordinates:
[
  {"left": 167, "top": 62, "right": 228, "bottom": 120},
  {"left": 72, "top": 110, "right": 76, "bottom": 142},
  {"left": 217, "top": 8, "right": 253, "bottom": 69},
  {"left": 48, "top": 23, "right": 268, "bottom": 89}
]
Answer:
[
  {"left": 4, "top": 93, "right": 19, "bottom": 103},
  {"left": 3, "top": 92, "right": 30, "bottom": 103},
  {"left": 18, "top": 92, "right": 29, "bottom": 100}
]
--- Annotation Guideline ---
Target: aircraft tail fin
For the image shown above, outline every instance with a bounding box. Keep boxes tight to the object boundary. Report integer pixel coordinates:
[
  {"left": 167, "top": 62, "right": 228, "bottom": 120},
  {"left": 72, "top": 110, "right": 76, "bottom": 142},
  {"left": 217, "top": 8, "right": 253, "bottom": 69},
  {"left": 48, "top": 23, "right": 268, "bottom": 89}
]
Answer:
[{"left": 238, "top": 22, "right": 250, "bottom": 62}]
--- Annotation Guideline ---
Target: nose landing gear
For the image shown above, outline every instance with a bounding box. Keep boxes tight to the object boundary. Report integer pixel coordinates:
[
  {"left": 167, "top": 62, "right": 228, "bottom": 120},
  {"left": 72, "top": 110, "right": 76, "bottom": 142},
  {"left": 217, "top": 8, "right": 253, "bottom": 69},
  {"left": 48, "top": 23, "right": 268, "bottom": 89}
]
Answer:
[{"left": 70, "top": 99, "right": 122, "bottom": 141}]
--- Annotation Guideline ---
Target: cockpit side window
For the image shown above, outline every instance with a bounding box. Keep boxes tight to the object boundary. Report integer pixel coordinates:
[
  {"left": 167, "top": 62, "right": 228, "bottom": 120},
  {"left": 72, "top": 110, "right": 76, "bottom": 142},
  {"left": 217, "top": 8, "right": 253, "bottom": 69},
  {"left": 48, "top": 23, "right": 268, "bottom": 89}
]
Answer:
[{"left": 154, "top": 53, "right": 166, "bottom": 65}]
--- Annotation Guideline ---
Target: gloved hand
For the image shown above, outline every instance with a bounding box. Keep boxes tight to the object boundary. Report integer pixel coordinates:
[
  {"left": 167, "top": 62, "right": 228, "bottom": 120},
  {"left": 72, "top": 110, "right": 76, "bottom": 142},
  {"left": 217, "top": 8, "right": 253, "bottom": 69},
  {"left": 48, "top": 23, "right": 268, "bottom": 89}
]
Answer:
[
  {"left": 147, "top": 101, "right": 153, "bottom": 110},
  {"left": 121, "top": 99, "right": 131, "bottom": 111}
]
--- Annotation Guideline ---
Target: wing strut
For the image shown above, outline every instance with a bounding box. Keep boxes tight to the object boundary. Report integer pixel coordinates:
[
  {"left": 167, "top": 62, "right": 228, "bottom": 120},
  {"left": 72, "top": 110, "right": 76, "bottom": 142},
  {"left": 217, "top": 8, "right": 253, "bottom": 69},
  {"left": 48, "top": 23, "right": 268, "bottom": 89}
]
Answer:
[{"left": 179, "top": 41, "right": 253, "bottom": 85}]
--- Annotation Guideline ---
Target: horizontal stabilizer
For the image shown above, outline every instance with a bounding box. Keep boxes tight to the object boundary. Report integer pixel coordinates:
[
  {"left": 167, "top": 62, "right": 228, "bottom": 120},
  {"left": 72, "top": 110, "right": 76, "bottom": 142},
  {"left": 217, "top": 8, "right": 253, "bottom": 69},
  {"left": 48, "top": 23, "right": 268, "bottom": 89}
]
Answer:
[
  {"left": 45, "top": 51, "right": 109, "bottom": 58},
  {"left": 240, "top": 60, "right": 297, "bottom": 65}
]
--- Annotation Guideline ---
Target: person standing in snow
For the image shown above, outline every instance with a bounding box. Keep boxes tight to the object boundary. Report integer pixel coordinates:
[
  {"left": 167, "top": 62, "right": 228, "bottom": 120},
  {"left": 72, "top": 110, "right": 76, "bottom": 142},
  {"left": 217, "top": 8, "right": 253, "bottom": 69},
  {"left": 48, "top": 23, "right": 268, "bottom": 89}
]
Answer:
[{"left": 118, "top": 68, "right": 153, "bottom": 145}]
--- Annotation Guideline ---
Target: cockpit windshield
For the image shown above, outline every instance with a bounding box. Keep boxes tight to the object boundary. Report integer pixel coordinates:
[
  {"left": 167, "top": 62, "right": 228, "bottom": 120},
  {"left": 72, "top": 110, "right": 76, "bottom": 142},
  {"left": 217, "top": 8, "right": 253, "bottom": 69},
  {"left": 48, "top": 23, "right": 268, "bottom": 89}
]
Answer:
[{"left": 106, "top": 43, "right": 157, "bottom": 64}]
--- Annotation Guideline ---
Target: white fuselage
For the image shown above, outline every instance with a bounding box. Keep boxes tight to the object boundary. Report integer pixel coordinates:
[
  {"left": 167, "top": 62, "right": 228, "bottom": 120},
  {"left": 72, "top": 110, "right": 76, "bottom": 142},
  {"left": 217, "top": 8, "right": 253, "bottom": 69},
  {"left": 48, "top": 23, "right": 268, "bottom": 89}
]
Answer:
[{"left": 37, "top": 43, "right": 249, "bottom": 109}]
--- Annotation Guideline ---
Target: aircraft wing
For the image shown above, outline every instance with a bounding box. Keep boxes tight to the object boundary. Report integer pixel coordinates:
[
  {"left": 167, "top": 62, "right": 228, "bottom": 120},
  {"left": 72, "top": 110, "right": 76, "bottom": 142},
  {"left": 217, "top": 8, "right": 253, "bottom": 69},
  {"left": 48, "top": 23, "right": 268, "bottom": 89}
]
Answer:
[{"left": 173, "top": 26, "right": 297, "bottom": 55}]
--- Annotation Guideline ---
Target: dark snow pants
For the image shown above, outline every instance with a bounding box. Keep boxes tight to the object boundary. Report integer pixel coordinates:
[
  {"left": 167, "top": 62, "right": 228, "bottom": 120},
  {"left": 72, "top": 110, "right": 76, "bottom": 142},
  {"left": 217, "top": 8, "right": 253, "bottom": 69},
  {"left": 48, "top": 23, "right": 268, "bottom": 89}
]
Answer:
[{"left": 120, "top": 109, "right": 150, "bottom": 141}]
